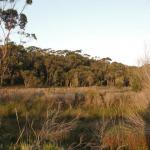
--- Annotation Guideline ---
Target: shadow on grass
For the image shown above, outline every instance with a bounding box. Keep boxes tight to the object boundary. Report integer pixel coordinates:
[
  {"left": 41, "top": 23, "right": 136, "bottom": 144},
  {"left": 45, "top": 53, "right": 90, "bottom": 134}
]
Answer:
[
  {"left": 143, "top": 103, "right": 150, "bottom": 150},
  {"left": 62, "top": 114, "right": 132, "bottom": 150},
  {"left": 0, "top": 115, "right": 18, "bottom": 149}
]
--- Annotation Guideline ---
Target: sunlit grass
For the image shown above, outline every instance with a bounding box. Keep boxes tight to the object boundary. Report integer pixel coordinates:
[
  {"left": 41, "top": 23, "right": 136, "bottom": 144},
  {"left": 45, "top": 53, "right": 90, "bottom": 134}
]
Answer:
[{"left": 0, "top": 87, "right": 150, "bottom": 149}]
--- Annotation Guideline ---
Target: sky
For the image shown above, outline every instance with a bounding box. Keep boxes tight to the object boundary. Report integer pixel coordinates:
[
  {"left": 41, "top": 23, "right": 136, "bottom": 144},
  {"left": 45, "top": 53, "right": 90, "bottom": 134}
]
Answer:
[{"left": 22, "top": 0, "right": 150, "bottom": 65}]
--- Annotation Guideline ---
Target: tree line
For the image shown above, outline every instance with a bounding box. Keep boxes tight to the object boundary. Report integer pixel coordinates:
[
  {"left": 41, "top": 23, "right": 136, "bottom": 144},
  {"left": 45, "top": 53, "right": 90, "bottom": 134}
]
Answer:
[
  {"left": 0, "top": 0, "right": 140, "bottom": 89},
  {"left": 0, "top": 44, "right": 134, "bottom": 88}
]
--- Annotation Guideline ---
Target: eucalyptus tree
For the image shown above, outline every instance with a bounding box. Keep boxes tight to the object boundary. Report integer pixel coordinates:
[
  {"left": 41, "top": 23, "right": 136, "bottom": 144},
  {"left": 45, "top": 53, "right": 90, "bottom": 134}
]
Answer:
[
  {"left": 0, "top": 0, "right": 35, "bottom": 86},
  {"left": 108, "top": 62, "right": 126, "bottom": 86}
]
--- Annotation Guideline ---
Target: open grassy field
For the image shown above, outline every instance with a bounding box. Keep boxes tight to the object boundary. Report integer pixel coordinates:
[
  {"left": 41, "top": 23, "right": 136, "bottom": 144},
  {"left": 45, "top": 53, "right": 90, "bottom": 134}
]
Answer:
[{"left": 0, "top": 87, "right": 150, "bottom": 150}]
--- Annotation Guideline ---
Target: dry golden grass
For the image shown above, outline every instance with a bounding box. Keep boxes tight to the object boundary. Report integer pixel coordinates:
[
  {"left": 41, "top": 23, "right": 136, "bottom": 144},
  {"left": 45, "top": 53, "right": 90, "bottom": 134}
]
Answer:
[{"left": 1, "top": 86, "right": 150, "bottom": 149}]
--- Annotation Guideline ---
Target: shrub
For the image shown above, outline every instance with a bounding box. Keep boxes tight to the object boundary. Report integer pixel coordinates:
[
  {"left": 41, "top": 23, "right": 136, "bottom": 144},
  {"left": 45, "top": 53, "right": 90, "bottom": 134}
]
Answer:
[
  {"left": 115, "top": 77, "right": 123, "bottom": 88},
  {"left": 131, "top": 75, "right": 142, "bottom": 92},
  {"left": 21, "top": 71, "right": 43, "bottom": 87}
]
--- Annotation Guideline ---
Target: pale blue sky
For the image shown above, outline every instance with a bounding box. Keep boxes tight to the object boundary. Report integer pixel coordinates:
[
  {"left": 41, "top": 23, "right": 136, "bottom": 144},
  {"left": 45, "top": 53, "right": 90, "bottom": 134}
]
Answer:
[{"left": 23, "top": 0, "right": 150, "bottom": 65}]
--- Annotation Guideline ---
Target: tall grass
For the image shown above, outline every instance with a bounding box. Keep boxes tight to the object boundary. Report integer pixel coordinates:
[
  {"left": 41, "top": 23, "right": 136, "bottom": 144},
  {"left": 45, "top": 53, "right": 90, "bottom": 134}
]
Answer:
[{"left": 0, "top": 87, "right": 150, "bottom": 149}]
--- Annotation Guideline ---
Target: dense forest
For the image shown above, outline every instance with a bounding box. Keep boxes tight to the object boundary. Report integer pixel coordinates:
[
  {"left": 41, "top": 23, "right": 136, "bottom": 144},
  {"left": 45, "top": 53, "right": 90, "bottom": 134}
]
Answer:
[{"left": 0, "top": 43, "right": 139, "bottom": 88}]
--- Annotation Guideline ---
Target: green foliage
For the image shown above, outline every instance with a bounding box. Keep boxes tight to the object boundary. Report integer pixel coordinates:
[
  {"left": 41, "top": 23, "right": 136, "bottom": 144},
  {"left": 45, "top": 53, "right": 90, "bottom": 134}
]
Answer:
[
  {"left": 21, "top": 70, "right": 43, "bottom": 87},
  {"left": 131, "top": 75, "right": 142, "bottom": 92},
  {"left": 0, "top": 0, "right": 31, "bottom": 33},
  {"left": 115, "top": 77, "right": 123, "bottom": 88},
  {"left": 19, "top": 14, "right": 27, "bottom": 29},
  {"left": 0, "top": 44, "right": 138, "bottom": 88},
  {"left": 26, "top": 0, "right": 32, "bottom": 5},
  {"left": 0, "top": 0, "right": 35, "bottom": 86}
]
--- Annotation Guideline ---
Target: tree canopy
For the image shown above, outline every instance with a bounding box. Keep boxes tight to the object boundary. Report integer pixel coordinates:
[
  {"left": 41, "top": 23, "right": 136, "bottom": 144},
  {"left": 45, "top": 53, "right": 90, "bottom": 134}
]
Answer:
[
  {"left": 0, "top": 44, "right": 135, "bottom": 88},
  {"left": 0, "top": 0, "right": 36, "bottom": 86}
]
